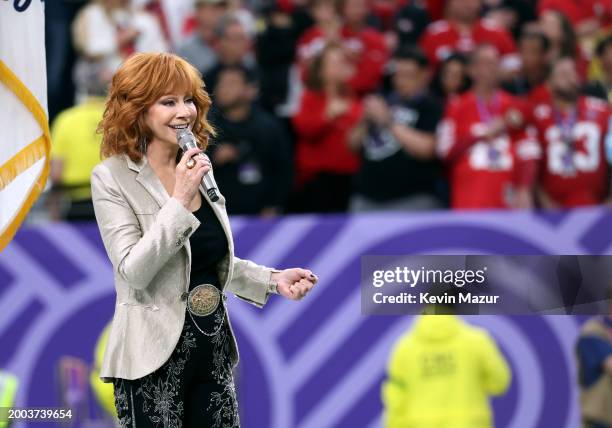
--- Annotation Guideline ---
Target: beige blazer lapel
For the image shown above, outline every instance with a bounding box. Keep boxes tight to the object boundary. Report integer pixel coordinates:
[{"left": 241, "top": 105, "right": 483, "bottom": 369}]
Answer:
[
  {"left": 126, "top": 155, "right": 193, "bottom": 270},
  {"left": 129, "top": 157, "right": 169, "bottom": 208}
]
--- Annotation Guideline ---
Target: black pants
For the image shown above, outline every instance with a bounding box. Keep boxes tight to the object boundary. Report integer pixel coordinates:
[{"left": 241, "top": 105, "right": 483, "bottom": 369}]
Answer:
[{"left": 113, "top": 308, "right": 240, "bottom": 428}]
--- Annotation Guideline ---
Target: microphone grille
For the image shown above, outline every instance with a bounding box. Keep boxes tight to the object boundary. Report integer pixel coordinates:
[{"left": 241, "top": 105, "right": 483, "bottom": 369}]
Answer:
[{"left": 176, "top": 128, "right": 196, "bottom": 151}]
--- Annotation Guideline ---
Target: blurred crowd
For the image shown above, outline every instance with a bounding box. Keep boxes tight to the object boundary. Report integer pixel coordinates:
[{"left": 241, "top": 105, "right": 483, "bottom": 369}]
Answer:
[{"left": 44, "top": 0, "right": 612, "bottom": 220}]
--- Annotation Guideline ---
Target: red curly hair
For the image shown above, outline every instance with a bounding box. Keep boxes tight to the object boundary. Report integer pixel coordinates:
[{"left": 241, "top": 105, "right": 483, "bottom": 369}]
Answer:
[{"left": 99, "top": 52, "right": 215, "bottom": 162}]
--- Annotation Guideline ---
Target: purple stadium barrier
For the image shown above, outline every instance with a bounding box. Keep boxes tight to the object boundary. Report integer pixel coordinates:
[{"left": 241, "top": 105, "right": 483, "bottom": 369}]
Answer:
[{"left": 3, "top": 207, "right": 611, "bottom": 427}]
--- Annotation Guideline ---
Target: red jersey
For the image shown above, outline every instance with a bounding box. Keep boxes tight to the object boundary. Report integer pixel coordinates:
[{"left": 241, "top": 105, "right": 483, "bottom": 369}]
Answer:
[
  {"left": 419, "top": 19, "right": 519, "bottom": 70},
  {"left": 538, "top": 0, "right": 612, "bottom": 28},
  {"left": 528, "top": 84, "right": 552, "bottom": 106},
  {"left": 530, "top": 97, "right": 610, "bottom": 207},
  {"left": 437, "top": 90, "right": 538, "bottom": 209},
  {"left": 292, "top": 90, "right": 363, "bottom": 185},
  {"left": 297, "top": 25, "right": 389, "bottom": 96},
  {"left": 523, "top": 84, "right": 553, "bottom": 126},
  {"left": 424, "top": 0, "right": 445, "bottom": 22},
  {"left": 370, "top": 0, "right": 410, "bottom": 30}
]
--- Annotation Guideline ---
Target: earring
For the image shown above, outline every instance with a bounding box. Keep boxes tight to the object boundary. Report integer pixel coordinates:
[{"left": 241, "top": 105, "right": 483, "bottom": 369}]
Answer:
[{"left": 139, "top": 137, "right": 147, "bottom": 154}]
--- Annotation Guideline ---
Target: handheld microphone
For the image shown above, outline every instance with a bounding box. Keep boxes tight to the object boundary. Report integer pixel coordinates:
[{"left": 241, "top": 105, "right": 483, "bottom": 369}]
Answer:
[{"left": 177, "top": 129, "right": 220, "bottom": 202}]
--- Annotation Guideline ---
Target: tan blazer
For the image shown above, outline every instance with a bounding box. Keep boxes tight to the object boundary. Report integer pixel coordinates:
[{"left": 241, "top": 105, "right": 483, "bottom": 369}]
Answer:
[{"left": 91, "top": 154, "right": 276, "bottom": 382}]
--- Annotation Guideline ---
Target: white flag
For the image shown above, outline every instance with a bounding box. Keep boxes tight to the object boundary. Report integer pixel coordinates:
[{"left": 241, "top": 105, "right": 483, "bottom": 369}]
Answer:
[{"left": 0, "top": 1, "right": 50, "bottom": 251}]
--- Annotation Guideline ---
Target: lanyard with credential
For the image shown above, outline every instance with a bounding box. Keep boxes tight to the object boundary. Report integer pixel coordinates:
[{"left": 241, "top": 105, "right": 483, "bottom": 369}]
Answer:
[
  {"left": 476, "top": 91, "right": 502, "bottom": 169},
  {"left": 553, "top": 106, "right": 578, "bottom": 176}
]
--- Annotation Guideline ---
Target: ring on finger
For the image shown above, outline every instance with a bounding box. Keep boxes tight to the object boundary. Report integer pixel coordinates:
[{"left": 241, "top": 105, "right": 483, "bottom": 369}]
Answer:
[{"left": 186, "top": 158, "right": 196, "bottom": 169}]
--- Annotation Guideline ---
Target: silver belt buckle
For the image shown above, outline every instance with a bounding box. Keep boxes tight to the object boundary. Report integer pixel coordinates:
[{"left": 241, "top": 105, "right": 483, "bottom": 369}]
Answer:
[{"left": 187, "top": 284, "right": 220, "bottom": 317}]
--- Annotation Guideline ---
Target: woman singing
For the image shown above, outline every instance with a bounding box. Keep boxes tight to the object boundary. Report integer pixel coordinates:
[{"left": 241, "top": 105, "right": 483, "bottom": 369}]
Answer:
[{"left": 91, "top": 52, "right": 317, "bottom": 427}]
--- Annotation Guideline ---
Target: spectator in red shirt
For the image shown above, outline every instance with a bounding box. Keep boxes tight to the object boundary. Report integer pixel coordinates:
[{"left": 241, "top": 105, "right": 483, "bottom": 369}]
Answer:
[
  {"left": 341, "top": 0, "right": 390, "bottom": 95},
  {"left": 436, "top": 44, "right": 538, "bottom": 210},
  {"left": 297, "top": 0, "right": 389, "bottom": 96},
  {"left": 529, "top": 57, "right": 611, "bottom": 208},
  {"left": 419, "top": 0, "right": 520, "bottom": 73},
  {"left": 296, "top": 0, "right": 342, "bottom": 64},
  {"left": 291, "top": 43, "right": 363, "bottom": 213}
]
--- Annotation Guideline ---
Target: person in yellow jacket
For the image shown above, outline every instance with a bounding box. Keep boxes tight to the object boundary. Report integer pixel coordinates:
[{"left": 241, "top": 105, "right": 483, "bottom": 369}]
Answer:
[
  {"left": 0, "top": 370, "right": 17, "bottom": 428},
  {"left": 89, "top": 323, "right": 117, "bottom": 419},
  {"left": 382, "top": 314, "right": 512, "bottom": 428}
]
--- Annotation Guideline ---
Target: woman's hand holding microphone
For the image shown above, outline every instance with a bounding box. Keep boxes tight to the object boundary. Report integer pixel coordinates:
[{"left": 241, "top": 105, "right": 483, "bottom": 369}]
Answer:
[{"left": 172, "top": 148, "right": 211, "bottom": 209}]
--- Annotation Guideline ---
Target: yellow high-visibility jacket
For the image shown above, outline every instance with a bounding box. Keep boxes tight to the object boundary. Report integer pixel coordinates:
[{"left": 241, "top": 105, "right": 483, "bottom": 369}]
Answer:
[
  {"left": 90, "top": 324, "right": 116, "bottom": 418},
  {"left": 0, "top": 371, "right": 17, "bottom": 428},
  {"left": 382, "top": 316, "right": 511, "bottom": 428}
]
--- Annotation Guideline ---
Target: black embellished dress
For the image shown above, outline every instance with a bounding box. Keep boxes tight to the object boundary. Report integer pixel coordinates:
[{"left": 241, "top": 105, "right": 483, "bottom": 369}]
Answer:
[{"left": 113, "top": 194, "right": 240, "bottom": 428}]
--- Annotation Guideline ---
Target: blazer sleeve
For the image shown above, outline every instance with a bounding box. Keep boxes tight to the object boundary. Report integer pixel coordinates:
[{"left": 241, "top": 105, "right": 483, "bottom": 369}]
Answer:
[
  {"left": 91, "top": 163, "right": 200, "bottom": 290},
  {"left": 225, "top": 256, "right": 279, "bottom": 308}
]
